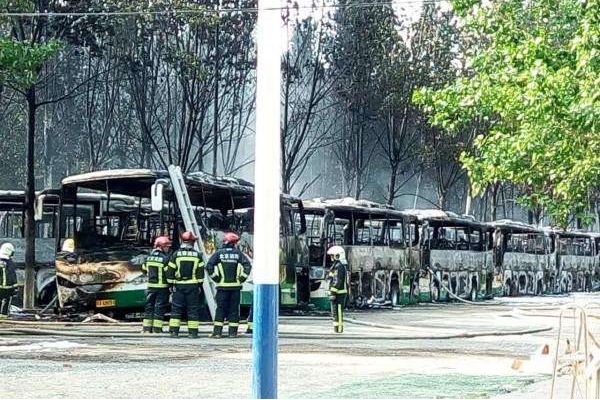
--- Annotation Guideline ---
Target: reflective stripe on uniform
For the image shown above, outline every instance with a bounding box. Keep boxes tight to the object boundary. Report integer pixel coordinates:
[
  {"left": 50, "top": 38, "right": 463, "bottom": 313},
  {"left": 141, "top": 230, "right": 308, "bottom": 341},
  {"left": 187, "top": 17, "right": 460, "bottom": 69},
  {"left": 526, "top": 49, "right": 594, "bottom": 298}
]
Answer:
[
  {"left": 169, "top": 318, "right": 181, "bottom": 327},
  {"left": 174, "top": 280, "right": 203, "bottom": 285},
  {"left": 237, "top": 263, "right": 248, "bottom": 279},
  {"left": 229, "top": 322, "right": 239, "bottom": 327},
  {"left": 143, "top": 318, "right": 153, "bottom": 327},
  {"left": 188, "top": 320, "right": 199, "bottom": 329},
  {"left": 148, "top": 283, "right": 169, "bottom": 288},
  {"left": 217, "top": 263, "right": 242, "bottom": 287},
  {"left": 144, "top": 260, "right": 167, "bottom": 286},
  {"left": 214, "top": 321, "right": 224, "bottom": 327},
  {"left": 152, "top": 319, "right": 163, "bottom": 328},
  {"left": 174, "top": 256, "right": 203, "bottom": 283}
]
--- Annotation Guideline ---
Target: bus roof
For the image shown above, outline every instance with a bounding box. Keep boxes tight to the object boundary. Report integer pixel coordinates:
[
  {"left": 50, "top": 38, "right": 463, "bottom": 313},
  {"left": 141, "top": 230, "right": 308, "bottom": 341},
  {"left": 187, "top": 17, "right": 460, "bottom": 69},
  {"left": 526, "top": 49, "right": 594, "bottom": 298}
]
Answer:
[
  {"left": 301, "top": 197, "right": 414, "bottom": 221},
  {"left": 61, "top": 168, "right": 256, "bottom": 209},
  {"left": 553, "top": 229, "right": 600, "bottom": 239},
  {"left": 402, "top": 209, "right": 483, "bottom": 227},
  {"left": 489, "top": 219, "right": 554, "bottom": 234}
]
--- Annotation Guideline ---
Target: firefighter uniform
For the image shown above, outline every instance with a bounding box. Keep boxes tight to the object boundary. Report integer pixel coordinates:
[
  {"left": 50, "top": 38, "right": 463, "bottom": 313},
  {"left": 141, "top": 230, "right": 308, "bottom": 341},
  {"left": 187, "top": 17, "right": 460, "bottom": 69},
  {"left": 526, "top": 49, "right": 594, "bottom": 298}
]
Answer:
[
  {"left": 328, "top": 260, "right": 348, "bottom": 333},
  {"left": 0, "top": 256, "right": 17, "bottom": 319},
  {"left": 207, "top": 244, "right": 252, "bottom": 337},
  {"left": 167, "top": 247, "right": 205, "bottom": 338},
  {"left": 142, "top": 248, "right": 170, "bottom": 333}
]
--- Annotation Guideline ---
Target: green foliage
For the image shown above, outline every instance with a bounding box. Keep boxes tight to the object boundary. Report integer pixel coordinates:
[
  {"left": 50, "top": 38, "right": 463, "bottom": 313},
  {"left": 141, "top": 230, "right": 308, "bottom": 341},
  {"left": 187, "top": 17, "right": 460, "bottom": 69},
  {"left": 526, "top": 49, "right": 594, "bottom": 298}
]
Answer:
[
  {"left": 413, "top": 0, "right": 599, "bottom": 228},
  {"left": 0, "top": 39, "right": 62, "bottom": 88}
]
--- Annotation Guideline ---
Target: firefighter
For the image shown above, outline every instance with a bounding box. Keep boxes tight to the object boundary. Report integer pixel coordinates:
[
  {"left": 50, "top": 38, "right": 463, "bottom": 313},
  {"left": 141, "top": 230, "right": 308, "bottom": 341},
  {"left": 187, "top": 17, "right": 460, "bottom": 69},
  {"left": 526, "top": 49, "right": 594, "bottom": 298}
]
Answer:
[
  {"left": 141, "top": 236, "right": 172, "bottom": 333},
  {"left": 0, "top": 243, "right": 17, "bottom": 319},
  {"left": 207, "top": 232, "right": 251, "bottom": 338},
  {"left": 167, "top": 231, "right": 205, "bottom": 338},
  {"left": 327, "top": 245, "right": 348, "bottom": 333}
]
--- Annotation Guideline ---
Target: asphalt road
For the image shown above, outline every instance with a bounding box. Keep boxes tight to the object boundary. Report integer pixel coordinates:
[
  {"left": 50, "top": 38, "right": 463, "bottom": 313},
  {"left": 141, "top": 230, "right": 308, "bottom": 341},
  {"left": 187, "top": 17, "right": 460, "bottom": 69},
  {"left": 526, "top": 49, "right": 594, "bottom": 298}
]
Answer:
[{"left": 1, "top": 293, "right": 598, "bottom": 398}]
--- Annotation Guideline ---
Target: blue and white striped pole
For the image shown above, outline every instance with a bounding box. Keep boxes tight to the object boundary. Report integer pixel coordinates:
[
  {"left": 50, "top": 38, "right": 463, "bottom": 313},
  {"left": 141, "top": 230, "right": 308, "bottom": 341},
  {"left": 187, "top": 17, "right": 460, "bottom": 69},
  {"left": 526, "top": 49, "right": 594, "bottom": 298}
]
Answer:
[{"left": 252, "top": 0, "right": 282, "bottom": 398}]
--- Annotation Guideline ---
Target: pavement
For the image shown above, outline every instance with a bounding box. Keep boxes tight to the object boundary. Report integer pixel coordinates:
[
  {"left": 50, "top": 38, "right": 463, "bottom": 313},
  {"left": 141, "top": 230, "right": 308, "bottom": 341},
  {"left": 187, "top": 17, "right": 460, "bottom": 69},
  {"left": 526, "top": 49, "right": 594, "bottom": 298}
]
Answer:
[{"left": 1, "top": 293, "right": 599, "bottom": 398}]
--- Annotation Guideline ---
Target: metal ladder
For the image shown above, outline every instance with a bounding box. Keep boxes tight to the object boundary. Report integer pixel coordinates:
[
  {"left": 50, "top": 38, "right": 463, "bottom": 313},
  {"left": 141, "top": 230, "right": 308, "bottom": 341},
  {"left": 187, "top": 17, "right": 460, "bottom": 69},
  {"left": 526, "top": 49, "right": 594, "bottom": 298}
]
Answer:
[{"left": 167, "top": 165, "right": 217, "bottom": 320}]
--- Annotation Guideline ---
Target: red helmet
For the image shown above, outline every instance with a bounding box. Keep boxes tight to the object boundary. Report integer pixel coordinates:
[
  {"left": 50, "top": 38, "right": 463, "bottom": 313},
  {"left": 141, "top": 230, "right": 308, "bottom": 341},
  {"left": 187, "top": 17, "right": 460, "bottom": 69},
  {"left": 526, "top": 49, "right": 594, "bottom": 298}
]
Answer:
[
  {"left": 154, "top": 236, "right": 172, "bottom": 249},
  {"left": 223, "top": 232, "right": 240, "bottom": 245},
  {"left": 180, "top": 231, "right": 197, "bottom": 242}
]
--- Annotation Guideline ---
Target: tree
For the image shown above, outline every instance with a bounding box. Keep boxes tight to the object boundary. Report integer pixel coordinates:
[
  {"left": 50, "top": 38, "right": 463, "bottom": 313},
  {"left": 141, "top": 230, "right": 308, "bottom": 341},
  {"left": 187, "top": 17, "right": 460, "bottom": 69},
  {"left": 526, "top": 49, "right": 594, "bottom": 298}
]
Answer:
[
  {"left": 0, "top": 0, "right": 124, "bottom": 308},
  {"left": 0, "top": 33, "right": 61, "bottom": 309},
  {"left": 414, "top": 0, "right": 600, "bottom": 227},
  {"left": 330, "top": 0, "right": 400, "bottom": 199},
  {"left": 281, "top": 5, "right": 338, "bottom": 195}
]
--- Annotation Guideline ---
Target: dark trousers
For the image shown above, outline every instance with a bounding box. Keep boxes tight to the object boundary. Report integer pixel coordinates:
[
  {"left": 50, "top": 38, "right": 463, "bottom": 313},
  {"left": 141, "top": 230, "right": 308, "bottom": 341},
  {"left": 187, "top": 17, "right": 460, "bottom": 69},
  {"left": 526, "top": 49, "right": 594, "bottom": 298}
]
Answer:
[
  {"left": 169, "top": 284, "right": 202, "bottom": 335},
  {"left": 331, "top": 294, "right": 346, "bottom": 333},
  {"left": 143, "top": 287, "right": 170, "bottom": 332},
  {"left": 0, "top": 288, "right": 14, "bottom": 318},
  {"left": 247, "top": 303, "right": 253, "bottom": 332},
  {"left": 213, "top": 289, "right": 241, "bottom": 336}
]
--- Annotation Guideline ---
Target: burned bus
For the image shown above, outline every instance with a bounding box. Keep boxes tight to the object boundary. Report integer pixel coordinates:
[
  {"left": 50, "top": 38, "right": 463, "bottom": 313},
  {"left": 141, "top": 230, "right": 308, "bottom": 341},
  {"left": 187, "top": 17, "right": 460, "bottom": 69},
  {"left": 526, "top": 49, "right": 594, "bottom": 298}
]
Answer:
[
  {"left": 491, "top": 220, "right": 555, "bottom": 296},
  {"left": 300, "top": 198, "right": 420, "bottom": 309},
  {"left": 0, "top": 190, "right": 65, "bottom": 305},
  {"left": 554, "top": 230, "right": 597, "bottom": 293},
  {"left": 406, "top": 209, "right": 495, "bottom": 302},
  {"left": 54, "top": 169, "right": 309, "bottom": 315}
]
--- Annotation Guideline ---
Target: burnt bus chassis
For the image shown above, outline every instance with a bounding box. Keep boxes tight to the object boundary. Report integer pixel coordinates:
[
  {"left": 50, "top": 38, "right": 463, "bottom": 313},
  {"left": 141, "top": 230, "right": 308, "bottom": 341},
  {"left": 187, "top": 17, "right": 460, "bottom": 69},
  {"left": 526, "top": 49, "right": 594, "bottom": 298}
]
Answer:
[
  {"left": 54, "top": 169, "right": 311, "bottom": 316},
  {"left": 300, "top": 202, "right": 600, "bottom": 309},
  {"left": 300, "top": 199, "right": 422, "bottom": 308}
]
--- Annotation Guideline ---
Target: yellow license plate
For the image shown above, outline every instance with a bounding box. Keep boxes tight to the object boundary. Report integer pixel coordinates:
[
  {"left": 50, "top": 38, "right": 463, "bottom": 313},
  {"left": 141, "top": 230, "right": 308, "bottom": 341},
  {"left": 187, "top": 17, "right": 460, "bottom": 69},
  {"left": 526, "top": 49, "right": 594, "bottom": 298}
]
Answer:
[{"left": 95, "top": 299, "right": 116, "bottom": 308}]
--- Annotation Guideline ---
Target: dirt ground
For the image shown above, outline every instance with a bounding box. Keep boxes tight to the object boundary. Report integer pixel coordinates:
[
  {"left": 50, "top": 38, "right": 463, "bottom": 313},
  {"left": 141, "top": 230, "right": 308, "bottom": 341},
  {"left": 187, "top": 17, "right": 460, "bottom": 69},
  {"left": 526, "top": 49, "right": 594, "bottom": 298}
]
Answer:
[{"left": 1, "top": 293, "right": 599, "bottom": 398}]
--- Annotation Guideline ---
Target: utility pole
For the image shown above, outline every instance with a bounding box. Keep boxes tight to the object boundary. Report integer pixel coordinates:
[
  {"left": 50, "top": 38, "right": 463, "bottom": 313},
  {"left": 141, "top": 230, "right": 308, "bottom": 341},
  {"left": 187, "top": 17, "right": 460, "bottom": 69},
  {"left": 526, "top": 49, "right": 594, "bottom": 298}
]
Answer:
[{"left": 252, "top": 0, "right": 282, "bottom": 398}]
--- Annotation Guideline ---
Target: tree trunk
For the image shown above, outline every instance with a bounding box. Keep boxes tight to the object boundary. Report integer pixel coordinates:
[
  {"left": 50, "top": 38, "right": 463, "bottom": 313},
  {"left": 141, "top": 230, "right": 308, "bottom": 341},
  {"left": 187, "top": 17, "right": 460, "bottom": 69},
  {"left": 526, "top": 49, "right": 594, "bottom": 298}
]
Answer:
[
  {"left": 490, "top": 183, "right": 498, "bottom": 221},
  {"left": 438, "top": 186, "right": 447, "bottom": 210},
  {"left": 212, "top": 25, "right": 220, "bottom": 176},
  {"left": 23, "top": 87, "right": 37, "bottom": 310},
  {"left": 387, "top": 167, "right": 397, "bottom": 206}
]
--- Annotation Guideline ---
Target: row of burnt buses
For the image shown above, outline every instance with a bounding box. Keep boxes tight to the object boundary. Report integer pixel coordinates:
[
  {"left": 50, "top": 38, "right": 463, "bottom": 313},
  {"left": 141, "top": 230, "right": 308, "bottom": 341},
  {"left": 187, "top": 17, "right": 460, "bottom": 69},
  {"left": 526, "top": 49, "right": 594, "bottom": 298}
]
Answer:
[{"left": 1, "top": 168, "right": 599, "bottom": 316}]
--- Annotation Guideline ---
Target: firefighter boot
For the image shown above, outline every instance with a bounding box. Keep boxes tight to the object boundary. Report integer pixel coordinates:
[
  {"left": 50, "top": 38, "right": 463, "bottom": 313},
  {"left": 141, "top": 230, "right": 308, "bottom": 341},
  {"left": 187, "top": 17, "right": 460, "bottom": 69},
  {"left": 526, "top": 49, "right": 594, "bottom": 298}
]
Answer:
[
  {"left": 209, "top": 324, "right": 223, "bottom": 339},
  {"left": 170, "top": 327, "right": 180, "bottom": 338},
  {"left": 142, "top": 319, "right": 153, "bottom": 333},
  {"left": 152, "top": 320, "right": 163, "bottom": 334},
  {"left": 188, "top": 320, "right": 199, "bottom": 338},
  {"left": 228, "top": 325, "right": 238, "bottom": 338}
]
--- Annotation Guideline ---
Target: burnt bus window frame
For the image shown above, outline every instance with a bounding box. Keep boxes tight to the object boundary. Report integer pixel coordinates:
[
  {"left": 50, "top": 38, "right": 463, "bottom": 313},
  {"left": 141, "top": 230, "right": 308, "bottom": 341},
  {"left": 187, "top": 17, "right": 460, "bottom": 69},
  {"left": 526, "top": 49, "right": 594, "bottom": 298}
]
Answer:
[{"left": 386, "top": 218, "right": 405, "bottom": 249}]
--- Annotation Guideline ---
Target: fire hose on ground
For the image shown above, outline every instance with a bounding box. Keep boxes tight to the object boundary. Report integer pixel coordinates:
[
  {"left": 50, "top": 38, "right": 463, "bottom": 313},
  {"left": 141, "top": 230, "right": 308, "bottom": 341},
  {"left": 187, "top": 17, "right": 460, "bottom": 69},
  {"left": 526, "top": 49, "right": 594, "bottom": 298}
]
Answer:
[{"left": 0, "top": 317, "right": 553, "bottom": 340}]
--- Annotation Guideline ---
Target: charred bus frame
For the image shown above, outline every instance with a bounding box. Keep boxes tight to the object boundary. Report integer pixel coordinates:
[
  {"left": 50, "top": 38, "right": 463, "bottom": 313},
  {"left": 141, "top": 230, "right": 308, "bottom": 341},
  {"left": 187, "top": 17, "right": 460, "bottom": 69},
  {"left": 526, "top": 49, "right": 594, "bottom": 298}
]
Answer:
[
  {"left": 0, "top": 190, "right": 62, "bottom": 305},
  {"left": 554, "top": 230, "right": 597, "bottom": 293},
  {"left": 300, "top": 198, "right": 420, "bottom": 309},
  {"left": 406, "top": 209, "right": 494, "bottom": 302},
  {"left": 491, "top": 220, "right": 555, "bottom": 296},
  {"left": 55, "top": 169, "right": 309, "bottom": 315}
]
